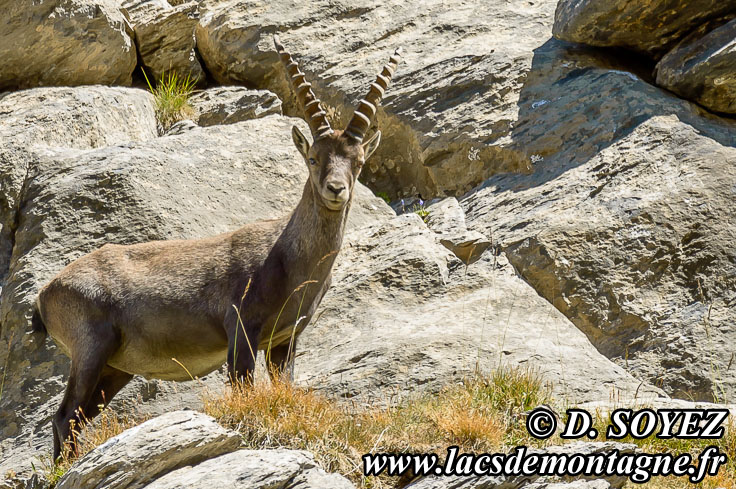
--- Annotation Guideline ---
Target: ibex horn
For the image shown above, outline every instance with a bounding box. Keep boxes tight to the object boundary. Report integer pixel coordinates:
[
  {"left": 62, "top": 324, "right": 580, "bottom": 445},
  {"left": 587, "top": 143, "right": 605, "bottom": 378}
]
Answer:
[
  {"left": 344, "top": 47, "right": 403, "bottom": 142},
  {"left": 274, "top": 34, "right": 333, "bottom": 139}
]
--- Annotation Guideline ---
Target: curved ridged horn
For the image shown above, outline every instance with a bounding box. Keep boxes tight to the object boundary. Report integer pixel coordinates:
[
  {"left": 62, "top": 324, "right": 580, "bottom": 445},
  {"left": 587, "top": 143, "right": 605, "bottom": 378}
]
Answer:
[
  {"left": 274, "top": 34, "right": 333, "bottom": 139},
  {"left": 344, "top": 47, "right": 403, "bottom": 142}
]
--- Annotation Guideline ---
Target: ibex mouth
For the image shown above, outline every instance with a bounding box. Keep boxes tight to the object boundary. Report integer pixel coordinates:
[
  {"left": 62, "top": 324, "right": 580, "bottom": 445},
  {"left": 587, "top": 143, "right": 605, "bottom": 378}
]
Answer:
[{"left": 324, "top": 198, "right": 347, "bottom": 211}]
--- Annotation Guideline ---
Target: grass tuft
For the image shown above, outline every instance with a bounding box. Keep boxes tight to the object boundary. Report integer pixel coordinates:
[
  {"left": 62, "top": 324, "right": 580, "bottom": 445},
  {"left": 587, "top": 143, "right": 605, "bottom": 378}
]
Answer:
[{"left": 143, "top": 70, "right": 196, "bottom": 132}]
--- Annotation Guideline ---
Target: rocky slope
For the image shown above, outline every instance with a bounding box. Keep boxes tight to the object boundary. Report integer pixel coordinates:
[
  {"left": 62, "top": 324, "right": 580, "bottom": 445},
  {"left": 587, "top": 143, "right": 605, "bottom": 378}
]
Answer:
[{"left": 0, "top": 0, "right": 735, "bottom": 485}]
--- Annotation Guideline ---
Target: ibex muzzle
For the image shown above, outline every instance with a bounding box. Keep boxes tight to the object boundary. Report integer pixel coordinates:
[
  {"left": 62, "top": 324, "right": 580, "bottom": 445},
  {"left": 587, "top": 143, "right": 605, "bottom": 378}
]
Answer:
[{"left": 33, "top": 35, "right": 402, "bottom": 461}]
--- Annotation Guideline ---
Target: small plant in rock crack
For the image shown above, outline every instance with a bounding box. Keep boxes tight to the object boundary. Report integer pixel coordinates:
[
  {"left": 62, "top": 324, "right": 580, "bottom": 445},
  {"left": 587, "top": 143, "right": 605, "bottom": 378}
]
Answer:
[
  {"left": 401, "top": 198, "right": 430, "bottom": 223},
  {"left": 143, "top": 69, "right": 196, "bottom": 132}
]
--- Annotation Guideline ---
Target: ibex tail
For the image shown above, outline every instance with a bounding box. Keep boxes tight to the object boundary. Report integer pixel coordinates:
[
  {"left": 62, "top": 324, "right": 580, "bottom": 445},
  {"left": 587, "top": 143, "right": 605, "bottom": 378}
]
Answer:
[{"left": 31, "top": 304, "right": 47, "bottom": 336}]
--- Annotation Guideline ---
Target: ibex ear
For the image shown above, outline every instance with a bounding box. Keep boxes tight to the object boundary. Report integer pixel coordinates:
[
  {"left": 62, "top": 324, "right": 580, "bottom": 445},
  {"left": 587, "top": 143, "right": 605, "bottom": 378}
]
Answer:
[
  {"left": 292, "top": 126, "right": 310, "bottom": 159},
  {"left": 362, "top": 130, "right": 381, "bottom": 161}
]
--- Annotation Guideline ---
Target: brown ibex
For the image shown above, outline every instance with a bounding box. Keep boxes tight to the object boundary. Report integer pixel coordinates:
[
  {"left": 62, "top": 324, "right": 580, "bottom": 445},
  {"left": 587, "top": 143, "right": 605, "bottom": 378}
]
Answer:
[{"left": 32, "top": 35, "right": 402, "bottom": 460}]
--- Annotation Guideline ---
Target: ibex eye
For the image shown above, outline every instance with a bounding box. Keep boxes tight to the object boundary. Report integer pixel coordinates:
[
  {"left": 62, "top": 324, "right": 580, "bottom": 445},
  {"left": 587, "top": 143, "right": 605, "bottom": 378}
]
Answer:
[{"left": 309, "top": 158, "right": 317, "bottom": 166}]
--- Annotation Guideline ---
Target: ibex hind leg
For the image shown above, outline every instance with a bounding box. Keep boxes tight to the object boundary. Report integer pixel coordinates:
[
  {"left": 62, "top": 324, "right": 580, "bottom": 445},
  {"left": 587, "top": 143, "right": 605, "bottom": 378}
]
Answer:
[
  {"left": 82, "top": 366, "right": 133, "bottom": 420},
  {"left": 52, "top": 322, "right": 120, "bottom": 461}
]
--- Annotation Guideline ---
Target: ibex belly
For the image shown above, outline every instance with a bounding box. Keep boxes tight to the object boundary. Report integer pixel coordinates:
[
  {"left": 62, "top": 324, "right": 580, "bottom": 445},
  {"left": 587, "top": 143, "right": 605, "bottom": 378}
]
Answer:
[
  {"left": 257, "top": 320, "right": 308, "bottom": 351},
  {"left": 108, "top": 311, "right": 228, "bottom": 381}
]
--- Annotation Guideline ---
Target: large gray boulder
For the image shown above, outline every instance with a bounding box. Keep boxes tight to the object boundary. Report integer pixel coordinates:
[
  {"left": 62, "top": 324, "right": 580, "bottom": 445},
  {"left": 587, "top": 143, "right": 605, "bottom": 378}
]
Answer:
[
  {"left": 656, "top": 18, "right": 736, "bottom": 114},
  {"left": 0, "top": 0, "right": 138, "bottom": 89},
  {"left": 195, "top": 0, "right": 557, "bottom": 198},
  {"left": 439, "top": 28, "right": 736, "bottom": 403},
  {"left": 122, "top": 0, "right": 205, "bottom": 82},
  {"left": 56, "top": 410, "right": 355, "bottom": 489},
  {"left": 0, "top": 86, "right": 157, "bottom": 309},
  {"left": 296, "top": 213, "right": 664, "bottom": 404},
  {"left": 463, "top": 114, "right": 736, "bottom": 402},
  {"left": 145, "top": 449, "right": 355, "bottom": 489},
  {"left": 57, "top": 410, "right": 241, "bottom": 489},
  {"left": 55, "top": 409, "right": 354, "bottom": 489},
  {"left": 552, "top": 0, "right": 736, "bottom": 56}
]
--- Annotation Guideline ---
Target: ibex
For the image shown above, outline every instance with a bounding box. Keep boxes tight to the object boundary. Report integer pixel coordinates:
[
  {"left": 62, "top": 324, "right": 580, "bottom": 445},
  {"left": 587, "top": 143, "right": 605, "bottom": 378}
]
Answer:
[{"left": 32, "top": 35, "right": 402, "bottom": 460}]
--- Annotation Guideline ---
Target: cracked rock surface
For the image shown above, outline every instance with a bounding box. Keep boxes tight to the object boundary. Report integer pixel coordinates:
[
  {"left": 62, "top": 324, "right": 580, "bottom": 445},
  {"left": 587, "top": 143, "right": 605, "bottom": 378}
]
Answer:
[{"left": 0, "top": 0, "right": 137, "bottom": 89}]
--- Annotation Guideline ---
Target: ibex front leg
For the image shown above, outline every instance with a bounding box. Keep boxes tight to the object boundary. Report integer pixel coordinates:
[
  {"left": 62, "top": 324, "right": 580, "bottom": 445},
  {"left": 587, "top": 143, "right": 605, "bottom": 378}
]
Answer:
[
  {"left": 225, "top": 308, "right": 261, "bottom": 385},
  {"left": 266, "top": 340, "right": 297, "bottom": 383}
]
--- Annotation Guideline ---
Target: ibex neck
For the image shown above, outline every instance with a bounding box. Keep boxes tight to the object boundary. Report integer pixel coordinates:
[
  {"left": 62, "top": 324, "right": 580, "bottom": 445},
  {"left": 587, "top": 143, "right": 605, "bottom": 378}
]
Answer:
[{"left": 279, "top": 181, "right": 350, "bottom": 275}]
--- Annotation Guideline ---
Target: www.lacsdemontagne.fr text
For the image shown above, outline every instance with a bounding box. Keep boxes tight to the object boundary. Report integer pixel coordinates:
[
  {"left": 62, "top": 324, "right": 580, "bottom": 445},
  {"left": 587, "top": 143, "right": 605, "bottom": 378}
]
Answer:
[{"left": 363, "top": 445, "right": 728, "bottom": 484}]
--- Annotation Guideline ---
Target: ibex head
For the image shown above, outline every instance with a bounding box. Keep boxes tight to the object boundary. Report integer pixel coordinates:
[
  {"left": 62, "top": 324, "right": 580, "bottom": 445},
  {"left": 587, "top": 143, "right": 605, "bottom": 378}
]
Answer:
[{"left": 274, "top": 35, "right": 402, "bottom": 211}]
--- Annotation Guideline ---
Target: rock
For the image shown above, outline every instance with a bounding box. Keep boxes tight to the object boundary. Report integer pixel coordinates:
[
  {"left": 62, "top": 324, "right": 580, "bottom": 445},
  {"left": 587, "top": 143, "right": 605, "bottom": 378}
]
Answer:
[
  {"left": 56, "top": 410, "right": 241, "bottom": 489},
  {"left": 195, "top": 0, "right": 558, "bottom": 199},
  {"left": 296, "top": 213, "right": 664, "bottom": 404},
  {"left": 552, "top": 0, "right": 736, "bottom": 56},
  {"left": 0, "top": 112, "right": 392, "bottom": 475},
  {"left": 144, "top": 449, "right": 355, "bottom": 489},
  {"left": 121, "top": 0, "right": 171, "bottom": 18},
  {"left": 406, "top": 473, "right": 531, "bottom": 489},
  {"left": 455, "top": 36, "right": 736, "bottom": 400},
  {"left": 0, "top": 87, "right": 157, "bottom": 151},
  {"left": 0, "top": 86, "right": 157, "bottom": 306},
  {"left": 424, "top": 198, "right": 466, "bottom": 236},
  {"left": 0, "top": 474, "right": 46, "bottom": 489},
  {"left": 123, "top": 0, "right": 204, "bottom": 83},
  {"left": 655, "top": 18, "right": 736, "bottom": 114},
  {"left": 407, "top": 442, "right": 634, "bottom": 489},
  {"left": 425, "top": 198, "right": 491, "bottom": 264},
  {"left": 164, "top": 118, "right": 198, "bottom": 135},
  {"left": 189, "top": 87, "right": 283, "bottom": 126},
  {"left": 0, "top": 0, "right": 137, "bottom": 89},
  {"left": 463, "top": 114, "right": 736, "bottom": 402}
]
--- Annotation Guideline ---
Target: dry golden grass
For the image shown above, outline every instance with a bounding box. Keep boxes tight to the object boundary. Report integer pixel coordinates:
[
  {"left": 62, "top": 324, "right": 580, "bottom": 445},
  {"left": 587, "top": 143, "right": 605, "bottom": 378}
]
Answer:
[{"left": 203, "top": 367, "right": 548, "bottom": 488}]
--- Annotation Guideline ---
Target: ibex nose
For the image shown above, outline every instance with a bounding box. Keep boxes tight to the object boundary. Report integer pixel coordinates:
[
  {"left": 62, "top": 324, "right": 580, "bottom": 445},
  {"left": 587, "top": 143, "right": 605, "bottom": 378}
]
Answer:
[{"left": 327, "top": 183, "right": 346, "bottom": 195}]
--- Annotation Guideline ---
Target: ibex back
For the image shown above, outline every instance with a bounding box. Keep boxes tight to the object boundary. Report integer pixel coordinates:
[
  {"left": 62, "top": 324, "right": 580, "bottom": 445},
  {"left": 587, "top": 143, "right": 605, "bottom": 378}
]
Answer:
[{"left": 33, "top": 35, "right": 402, "bottom": 461}]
